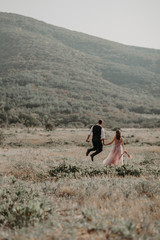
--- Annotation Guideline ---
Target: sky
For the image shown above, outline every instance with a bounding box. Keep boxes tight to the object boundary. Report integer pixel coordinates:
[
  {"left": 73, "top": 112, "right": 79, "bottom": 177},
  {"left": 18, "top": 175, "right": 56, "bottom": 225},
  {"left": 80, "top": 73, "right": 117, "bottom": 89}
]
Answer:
[{"left": 1, "top": 0, "right": 160, "bottom": 49}]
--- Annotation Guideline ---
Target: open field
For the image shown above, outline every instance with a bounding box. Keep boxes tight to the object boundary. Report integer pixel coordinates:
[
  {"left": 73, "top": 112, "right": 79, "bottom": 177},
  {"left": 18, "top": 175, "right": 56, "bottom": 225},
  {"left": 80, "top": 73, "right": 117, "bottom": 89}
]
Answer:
[{"left": 0, "top": 127, "right": 160, "bottom": 240}]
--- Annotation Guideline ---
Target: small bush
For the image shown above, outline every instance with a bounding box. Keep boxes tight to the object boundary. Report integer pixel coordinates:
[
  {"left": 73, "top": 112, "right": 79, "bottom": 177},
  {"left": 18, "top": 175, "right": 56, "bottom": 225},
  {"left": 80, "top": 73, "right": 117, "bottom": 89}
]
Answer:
[
  {"left": 115, "top": 165, "right": 142, "bottom": 177},
  {"left": 0, "top": 130, "right": 4, "bottom": 145},
  {"left": 45, "top": 123, "right": 54, "bottom": 131},
  {"left": 135, "top": 181, "right": 158, "bottom": 198},
  {"left": 48, "top": 163, "right": 142, "bottom": 179},
  {"left": 0, "top": 185, "right": 52, "bottom": 229}
]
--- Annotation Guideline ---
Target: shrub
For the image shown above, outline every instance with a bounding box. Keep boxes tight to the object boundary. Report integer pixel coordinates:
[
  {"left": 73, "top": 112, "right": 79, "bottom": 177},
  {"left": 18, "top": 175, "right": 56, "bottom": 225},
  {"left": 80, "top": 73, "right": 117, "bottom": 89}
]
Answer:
[
  {"left": 49, "top": 163, "right": 143, "bottom": 179},
  {"left": 45, "top": 123, "right": 54, "bottom": 131},
  {"left": 18, "top": 113, "right": 40, "bottom": 127},
  {"left": 115, "top": 165, "right": 142, "bottom": 177},
  {"left": 0, "top": 185, "right": 52, "bottom": 229},
  {"left": 0, "top": 130, "right": 4, "bottom": 145}
]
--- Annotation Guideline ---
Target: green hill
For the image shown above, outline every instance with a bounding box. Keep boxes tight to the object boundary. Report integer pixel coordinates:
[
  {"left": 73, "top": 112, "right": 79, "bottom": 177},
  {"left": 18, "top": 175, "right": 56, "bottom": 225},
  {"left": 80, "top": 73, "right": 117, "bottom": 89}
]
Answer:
[{"left": 0, "top": 12, "right": 160, "bottom": 128}]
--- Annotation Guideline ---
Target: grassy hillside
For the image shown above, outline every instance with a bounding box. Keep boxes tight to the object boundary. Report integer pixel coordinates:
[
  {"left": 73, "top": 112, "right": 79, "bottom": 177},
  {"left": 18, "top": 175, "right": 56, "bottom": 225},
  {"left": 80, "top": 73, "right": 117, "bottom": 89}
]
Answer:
[{"left": 0, "top": 12, "right": 160, "bottom": 128}]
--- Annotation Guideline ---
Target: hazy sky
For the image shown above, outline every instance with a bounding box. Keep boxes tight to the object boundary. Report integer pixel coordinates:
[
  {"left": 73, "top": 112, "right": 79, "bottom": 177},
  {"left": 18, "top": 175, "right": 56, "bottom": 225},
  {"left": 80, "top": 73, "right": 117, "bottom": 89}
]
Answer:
[{"left": 1, "top": 0, "right": 160, "bottom": 49}]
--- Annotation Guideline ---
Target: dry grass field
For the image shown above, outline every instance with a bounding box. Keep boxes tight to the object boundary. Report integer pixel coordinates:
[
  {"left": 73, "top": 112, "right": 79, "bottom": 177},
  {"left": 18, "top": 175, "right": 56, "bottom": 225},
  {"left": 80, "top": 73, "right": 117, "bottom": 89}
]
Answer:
[{"left": 0, "top": 127, "right": 160, "bottom": 240}]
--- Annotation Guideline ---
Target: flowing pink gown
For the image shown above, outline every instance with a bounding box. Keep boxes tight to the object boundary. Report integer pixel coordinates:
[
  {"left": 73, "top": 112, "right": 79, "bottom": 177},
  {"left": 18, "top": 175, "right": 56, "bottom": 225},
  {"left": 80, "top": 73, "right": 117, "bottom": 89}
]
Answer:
[{"left": 103, "top": 138, "right": 124, "bottom": 166}]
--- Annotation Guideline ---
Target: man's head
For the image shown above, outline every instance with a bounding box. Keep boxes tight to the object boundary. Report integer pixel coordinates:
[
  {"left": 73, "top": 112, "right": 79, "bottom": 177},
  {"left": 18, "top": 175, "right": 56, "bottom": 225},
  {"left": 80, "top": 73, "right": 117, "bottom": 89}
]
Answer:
[{"left": 98, "top": 119, "right": 103, "bottom": 125}]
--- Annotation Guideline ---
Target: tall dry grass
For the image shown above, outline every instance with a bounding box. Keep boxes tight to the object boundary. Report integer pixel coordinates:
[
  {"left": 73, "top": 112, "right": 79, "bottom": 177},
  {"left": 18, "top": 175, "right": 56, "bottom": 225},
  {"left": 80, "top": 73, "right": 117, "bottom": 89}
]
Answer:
[{"left": 0, "top": 127, "right": 160, "bottom": 239}]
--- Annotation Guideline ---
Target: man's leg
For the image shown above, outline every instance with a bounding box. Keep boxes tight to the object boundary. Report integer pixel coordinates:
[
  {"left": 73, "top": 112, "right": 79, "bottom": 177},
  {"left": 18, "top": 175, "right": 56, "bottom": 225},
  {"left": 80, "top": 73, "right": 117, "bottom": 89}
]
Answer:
[
  {"left": 86, "top": 146, "right": 96, "bottom": 156},
  {"left": 90, "top": 141, "right": 103, "bottom": 161}
]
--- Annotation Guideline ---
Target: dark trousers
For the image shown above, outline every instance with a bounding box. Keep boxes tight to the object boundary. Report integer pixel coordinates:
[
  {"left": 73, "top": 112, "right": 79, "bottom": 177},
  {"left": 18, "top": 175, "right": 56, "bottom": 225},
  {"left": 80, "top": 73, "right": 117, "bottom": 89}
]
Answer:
[{"left": 87, "top": 140, "right": 103, "bottom": 157}]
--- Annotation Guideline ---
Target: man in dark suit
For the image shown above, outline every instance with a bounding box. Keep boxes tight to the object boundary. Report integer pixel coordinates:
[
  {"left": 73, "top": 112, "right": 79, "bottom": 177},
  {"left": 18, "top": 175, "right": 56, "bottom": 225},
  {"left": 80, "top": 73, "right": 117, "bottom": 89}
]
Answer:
[{"left": 86, "top": 120, "right": 105, "bottom": 161}]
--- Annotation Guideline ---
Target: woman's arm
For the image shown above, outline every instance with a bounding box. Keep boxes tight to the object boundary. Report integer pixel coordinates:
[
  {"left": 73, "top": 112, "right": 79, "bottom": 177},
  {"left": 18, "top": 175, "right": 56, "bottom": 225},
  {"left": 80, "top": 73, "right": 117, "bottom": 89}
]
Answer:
[
  {"left": 120, "top": 139, "right": 131, "bottom": 158},
  {"left": 121, "top": 139, "right": 125, "bottom": 151},
  {"left": 104, "top": 136, "right": 115, "bottom": 146}
]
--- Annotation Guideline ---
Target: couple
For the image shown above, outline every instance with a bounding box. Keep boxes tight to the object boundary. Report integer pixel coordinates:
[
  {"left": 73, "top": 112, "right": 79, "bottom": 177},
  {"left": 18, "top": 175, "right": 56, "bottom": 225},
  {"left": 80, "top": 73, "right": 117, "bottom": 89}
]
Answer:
[{"left": 86, "top": 120, "right": 130, "bottom": 166}]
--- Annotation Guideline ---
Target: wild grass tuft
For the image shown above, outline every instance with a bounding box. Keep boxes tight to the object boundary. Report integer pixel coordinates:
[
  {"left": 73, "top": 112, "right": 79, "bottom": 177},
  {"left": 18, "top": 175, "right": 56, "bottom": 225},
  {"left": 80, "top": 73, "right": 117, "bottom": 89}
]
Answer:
[{"left": 0, "top": 179, "right": 52, "bottom": 229}]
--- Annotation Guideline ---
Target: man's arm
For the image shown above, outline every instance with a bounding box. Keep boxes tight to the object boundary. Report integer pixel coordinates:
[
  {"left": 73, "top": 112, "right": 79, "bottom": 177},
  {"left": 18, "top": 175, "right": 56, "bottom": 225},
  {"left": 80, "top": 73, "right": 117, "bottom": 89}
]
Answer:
[
  {"left": 101, "top": 128, "right": 105, "bottom": 145},
  {"left": 86, "top": 135, "right": 90, "bottom": 142},
  {"left": 102, "top": 138, "right": 105, "bottom": 145},
  {"left": 86, "top": 126, "right": 93, "bottom": 142}
]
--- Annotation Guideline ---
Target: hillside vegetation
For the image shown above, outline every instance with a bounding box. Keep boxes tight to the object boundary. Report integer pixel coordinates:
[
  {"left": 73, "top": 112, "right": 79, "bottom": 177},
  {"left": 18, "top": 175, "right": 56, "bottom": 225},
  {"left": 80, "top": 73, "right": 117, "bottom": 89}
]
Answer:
[{"left": 0, "top": 12, "right": 160, "bottom": 127}]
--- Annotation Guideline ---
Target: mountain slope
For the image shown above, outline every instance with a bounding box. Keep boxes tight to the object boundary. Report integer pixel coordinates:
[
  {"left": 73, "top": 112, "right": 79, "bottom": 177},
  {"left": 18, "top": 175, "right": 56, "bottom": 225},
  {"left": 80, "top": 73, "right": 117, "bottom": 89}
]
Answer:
[{"left": 0, "top": 12, "right": 160, "bottom": 127}]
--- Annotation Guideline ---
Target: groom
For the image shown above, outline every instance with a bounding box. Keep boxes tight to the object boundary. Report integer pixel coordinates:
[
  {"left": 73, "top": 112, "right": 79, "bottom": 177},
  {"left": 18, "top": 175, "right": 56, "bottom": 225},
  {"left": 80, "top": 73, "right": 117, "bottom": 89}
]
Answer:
[{"left": 86, "top": 119, "right": 105, "bottom": 161}]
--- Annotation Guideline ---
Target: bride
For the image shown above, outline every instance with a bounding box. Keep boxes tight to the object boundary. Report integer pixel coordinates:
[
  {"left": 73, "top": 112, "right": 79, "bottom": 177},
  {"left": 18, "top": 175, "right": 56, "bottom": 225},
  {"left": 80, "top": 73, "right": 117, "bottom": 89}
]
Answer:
[{"left": 103, "top": 129, "right": 130, "bottom": 166}]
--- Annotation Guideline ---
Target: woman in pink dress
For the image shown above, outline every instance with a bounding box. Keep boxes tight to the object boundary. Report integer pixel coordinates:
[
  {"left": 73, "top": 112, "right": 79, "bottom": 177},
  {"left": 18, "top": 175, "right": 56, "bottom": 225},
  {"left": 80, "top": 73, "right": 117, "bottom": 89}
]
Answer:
[{"left": 103, "top": 129, "right": 129, "bottom": 167}]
